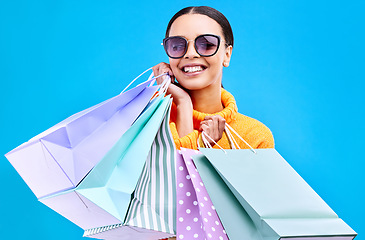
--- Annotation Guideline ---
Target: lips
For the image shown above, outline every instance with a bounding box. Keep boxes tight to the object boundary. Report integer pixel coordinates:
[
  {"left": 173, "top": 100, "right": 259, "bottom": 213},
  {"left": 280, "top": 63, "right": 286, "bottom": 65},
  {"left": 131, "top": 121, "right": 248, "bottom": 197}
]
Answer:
[{"left": 181, "top": 64, "right": 207, "bottom": 74}]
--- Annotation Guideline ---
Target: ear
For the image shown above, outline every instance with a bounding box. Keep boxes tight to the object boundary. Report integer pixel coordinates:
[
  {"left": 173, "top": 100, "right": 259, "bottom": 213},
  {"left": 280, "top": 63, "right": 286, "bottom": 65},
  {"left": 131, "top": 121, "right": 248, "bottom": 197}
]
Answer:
[{"left": 222, "top": 45, "right": 233, "bottom": 67}]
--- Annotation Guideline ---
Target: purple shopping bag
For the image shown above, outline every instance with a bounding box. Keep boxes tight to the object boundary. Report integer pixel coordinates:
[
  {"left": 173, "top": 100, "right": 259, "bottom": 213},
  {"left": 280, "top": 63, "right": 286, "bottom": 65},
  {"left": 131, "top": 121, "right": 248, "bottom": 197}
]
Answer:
[
  {"left": 5, "top": 72, "right": 158, "bottom": 199},
  {"left": 176, "top": 148, "right": 229, "bottom": 240}
]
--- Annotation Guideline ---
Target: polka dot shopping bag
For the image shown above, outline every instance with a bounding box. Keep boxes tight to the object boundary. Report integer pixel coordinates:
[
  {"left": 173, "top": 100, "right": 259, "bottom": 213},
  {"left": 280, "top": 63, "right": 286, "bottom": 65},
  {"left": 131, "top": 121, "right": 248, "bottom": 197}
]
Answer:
[{"left": 176, "top": 148, "right": 229, "bottom": 240}]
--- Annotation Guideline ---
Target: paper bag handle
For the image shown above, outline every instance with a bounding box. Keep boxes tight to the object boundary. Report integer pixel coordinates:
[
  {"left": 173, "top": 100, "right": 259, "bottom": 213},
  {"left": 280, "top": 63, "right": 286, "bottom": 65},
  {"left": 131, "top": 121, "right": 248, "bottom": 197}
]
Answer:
[
  {"left": 225, "top": 123, "right": 256, "bottom": 153},
  {"left": 121, "top": 67, "right": 170, "bottom": 94},
  {"left": 199, "top": 124, "right": 256, "bottom": 154}
]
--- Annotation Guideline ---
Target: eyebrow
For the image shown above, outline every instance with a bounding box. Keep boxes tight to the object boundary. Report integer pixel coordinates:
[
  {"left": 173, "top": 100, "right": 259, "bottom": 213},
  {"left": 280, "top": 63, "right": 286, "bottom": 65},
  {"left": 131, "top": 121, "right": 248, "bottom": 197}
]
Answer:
[
  {"left": 168, "top": 34, "right": 216, "bottom": 39},
  {"left": 168, "top": 35, "right": 186, "bottom": 38}
]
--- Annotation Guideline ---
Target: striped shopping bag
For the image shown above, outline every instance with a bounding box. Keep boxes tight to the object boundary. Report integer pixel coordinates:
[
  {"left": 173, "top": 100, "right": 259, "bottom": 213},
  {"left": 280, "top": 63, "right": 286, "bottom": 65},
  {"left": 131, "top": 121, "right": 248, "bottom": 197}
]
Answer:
[{"left": 84, "top": 98, "right": 176, "bottom": 239}]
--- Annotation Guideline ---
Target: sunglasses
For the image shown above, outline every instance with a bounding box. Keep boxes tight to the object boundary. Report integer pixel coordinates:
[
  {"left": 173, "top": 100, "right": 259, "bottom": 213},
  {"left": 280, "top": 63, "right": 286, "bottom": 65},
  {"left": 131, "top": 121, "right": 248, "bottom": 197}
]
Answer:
[{"left": 162, "top": 34, "right": 222, "bottom": 59}]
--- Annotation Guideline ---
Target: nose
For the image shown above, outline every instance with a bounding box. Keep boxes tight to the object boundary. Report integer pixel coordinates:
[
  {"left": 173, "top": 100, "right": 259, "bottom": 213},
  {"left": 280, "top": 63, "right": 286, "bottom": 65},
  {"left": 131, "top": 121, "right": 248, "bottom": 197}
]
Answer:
[{"left": 184, "top": 40, "right": 199, "bottom": 59}]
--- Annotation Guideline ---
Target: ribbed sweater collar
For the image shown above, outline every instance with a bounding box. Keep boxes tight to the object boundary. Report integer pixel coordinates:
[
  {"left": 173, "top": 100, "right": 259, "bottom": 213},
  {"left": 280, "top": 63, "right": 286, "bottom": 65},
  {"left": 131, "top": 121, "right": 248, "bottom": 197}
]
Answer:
[{"left": 192, "top": 88, "right": 238, "bottom": 129}]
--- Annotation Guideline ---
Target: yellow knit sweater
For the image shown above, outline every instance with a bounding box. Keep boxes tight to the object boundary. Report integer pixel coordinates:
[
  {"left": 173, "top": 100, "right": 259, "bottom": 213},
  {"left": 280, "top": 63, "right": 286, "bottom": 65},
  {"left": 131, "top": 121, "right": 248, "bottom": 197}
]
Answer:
[{"left": 169, "top": 89, "right": 274, "bottom": 150}]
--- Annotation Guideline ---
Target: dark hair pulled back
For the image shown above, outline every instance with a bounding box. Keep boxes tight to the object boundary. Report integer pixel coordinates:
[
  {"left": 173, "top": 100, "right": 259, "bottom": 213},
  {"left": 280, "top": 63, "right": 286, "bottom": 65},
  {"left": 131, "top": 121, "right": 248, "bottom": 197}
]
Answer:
[{"left": 165, "top": 6, "right": 234, "bottom": 48}]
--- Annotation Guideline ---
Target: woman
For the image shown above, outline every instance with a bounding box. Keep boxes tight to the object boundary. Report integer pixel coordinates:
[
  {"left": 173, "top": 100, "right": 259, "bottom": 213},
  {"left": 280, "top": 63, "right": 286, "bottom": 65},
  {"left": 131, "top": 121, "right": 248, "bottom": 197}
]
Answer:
[
  {"left": 155, "top": 7, "right": 274, "bottom": 239},
  {"left": 153, "top": 6, "right": 274, "bottom": 150}
]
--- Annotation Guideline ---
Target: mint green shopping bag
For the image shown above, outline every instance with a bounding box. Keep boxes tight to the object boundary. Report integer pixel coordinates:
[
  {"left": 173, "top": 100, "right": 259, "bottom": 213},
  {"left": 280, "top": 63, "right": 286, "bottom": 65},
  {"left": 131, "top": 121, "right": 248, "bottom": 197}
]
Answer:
[
  {"left": 84, "top": 99, "right": 177, "bottom": 239},
  {"left": 193, "top": 148, "right": 357, "bottom": 240}
]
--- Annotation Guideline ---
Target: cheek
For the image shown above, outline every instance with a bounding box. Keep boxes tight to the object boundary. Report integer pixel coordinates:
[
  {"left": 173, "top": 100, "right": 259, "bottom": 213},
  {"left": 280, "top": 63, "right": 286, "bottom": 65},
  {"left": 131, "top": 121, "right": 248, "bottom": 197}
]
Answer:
[
  {"left": 217, "top": 50, "right": 227, "bottom": 63},
  {"left": 169, "top": 59, "right": 180, "bottom": 73},
  {"left": 169, "top": 59, "right": 178, "bottom": 67},
  {"left": 207, "top": 48, "right": 225, "bottom": 65},
  {"left": 207, "top": 55, "right": 224, "bottom": 69}
]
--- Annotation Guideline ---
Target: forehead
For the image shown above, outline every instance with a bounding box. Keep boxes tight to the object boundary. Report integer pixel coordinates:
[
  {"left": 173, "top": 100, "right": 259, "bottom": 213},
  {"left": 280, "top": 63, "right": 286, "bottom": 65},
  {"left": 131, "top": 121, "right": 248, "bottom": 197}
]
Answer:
[{"left": 169, "top": 14, "right": 223, "bottom": 39}]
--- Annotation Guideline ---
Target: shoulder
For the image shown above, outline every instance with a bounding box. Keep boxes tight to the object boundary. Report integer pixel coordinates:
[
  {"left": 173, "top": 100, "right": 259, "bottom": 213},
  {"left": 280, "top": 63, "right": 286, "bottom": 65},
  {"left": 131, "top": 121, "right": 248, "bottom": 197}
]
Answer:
[
  {"left": 233, "top": 112, "right": 268, "bottom": 128},
  {"left": 229, "top": 112, "right": 275, "bottom": 149}
]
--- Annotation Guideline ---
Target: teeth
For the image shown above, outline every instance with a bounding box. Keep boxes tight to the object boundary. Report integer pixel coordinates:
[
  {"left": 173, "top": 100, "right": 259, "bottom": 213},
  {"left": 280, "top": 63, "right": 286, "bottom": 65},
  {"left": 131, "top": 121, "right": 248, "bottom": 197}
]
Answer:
[{"left": 184, "top": 66, "right": 203, "bottom": 73}]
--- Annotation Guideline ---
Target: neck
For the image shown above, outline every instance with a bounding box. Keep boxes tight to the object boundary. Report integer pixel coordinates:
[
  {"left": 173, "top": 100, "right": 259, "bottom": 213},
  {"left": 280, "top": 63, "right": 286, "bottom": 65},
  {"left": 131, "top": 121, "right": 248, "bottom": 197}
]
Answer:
[{"left": 189, "top": 82, "right": 223, "bottom": 114}]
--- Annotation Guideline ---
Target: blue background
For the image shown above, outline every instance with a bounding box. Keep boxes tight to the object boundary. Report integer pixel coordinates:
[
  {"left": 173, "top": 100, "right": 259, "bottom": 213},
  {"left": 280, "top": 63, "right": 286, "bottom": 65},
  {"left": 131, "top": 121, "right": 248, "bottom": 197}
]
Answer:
[{"left": 1, "top": 0, "right": 363, "bottom": 239}]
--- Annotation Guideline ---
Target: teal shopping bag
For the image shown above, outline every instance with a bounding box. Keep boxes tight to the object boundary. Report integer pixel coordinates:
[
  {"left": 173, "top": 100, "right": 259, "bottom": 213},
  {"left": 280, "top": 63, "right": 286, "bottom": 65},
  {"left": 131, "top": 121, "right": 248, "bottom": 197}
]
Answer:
[
  {"left": 193, "top": 148, "right": 357, "bottom": 240},
  {"left": 84, "top": 99, "right": 177, "bottom": 239}
]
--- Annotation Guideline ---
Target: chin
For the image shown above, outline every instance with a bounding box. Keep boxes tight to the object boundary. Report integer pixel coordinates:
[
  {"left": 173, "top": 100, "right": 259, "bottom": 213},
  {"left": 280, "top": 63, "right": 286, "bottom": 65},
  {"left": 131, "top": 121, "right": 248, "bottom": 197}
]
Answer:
[{"left": 182, "top": 81, "right": 217, "bottom": 91}]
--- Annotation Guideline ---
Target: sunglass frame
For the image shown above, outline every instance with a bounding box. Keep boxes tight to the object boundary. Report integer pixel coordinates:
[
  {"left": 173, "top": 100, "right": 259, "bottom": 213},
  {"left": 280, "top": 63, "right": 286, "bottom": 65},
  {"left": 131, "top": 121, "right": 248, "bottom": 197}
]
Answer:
[{"left": 163, "top": 34, "right": 221, "bottom": 59}]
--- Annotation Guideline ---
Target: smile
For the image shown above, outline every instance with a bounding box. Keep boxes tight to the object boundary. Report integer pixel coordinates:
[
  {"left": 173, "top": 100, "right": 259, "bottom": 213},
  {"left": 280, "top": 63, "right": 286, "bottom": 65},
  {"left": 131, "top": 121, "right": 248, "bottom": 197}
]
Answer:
[{"left": 182, "top": 65, "right": 206, "bottom": 73}]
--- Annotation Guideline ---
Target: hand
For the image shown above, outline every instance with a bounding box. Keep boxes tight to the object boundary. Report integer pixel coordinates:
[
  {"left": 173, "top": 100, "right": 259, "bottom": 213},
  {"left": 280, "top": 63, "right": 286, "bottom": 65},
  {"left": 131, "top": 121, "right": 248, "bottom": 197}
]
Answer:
[
  {"left": 200, "top": 115, "right": 226, "bottom": 147},
  {"left": 153, "top": 62, "right": 194, "bottom": 137},
  {"left": 152, "top": 62, "right": 191, "bottom": 105},
  {"left": 152, "top": 62, "right": 174, "bottom": 85}
]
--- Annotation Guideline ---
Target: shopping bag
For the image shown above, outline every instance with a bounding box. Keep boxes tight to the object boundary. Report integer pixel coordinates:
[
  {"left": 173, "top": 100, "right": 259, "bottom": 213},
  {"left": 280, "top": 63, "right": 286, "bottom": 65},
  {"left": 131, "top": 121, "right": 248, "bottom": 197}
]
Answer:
[
  {"left": 83, "top": 223, "right": 173, "bottom": 240},
  {"left": 5, "top": 72, "right": 158, "bottom": 198},
  {"left": 192, "top": 148, "right": 357, "bottom": 240},
  {"left": 39, "top": 94, "right": 172, "bottom": 230},
  {"left": 176, "top": 148, "right": 229, "bottom": 240},
  {"left": 84, "top": 98, "right": 176, "bottom": 239}
]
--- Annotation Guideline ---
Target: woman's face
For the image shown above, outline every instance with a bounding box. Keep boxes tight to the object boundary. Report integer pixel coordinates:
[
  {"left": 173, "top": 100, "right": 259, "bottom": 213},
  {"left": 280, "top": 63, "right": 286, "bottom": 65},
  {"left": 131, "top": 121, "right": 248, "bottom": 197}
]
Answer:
[{"left": 168, "top": 14, "right": 232, "bottom": 91}]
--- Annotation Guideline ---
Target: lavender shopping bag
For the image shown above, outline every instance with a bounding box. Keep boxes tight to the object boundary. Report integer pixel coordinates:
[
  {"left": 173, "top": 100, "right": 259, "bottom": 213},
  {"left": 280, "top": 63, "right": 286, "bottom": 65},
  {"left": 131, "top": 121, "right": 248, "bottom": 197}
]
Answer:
[
  {"left": 39, "top": 94, "right": 171, "bottom": 230},
  {"left": 5, "top": 71, "right": 158, "bottom": 199},
  {"left": 176, "top": 148, "right": 229, "bottom": 240}
]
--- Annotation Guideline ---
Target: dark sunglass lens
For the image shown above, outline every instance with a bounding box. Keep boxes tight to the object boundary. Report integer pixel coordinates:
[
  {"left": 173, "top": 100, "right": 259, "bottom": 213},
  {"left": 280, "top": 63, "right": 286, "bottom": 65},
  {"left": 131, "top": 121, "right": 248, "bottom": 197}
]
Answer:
[
  {"left": 195, "top": 35, "right": 219, "bottom": 56},
  {"left": 165, "top": 37, "right": 186, "bottom": 58}
]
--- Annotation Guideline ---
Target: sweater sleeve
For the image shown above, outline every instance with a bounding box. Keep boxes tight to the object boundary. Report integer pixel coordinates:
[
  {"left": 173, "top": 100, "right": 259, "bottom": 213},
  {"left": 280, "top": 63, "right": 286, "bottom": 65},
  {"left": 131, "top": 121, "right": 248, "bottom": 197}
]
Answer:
[{"left": 169, "top": 122, "right": 199, "bottom": 150}]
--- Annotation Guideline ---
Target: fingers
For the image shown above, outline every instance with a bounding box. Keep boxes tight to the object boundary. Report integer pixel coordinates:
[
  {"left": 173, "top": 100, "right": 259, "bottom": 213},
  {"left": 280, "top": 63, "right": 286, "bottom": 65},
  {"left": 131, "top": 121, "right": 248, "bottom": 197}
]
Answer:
[
  {"left": 152, "top": 62, "right": 192, "bottom": 105},
  {"left": 203, "top": 115, "right": 226, "bottom": 137},
  {"left": 200, "top": 115, "right": 226, "bottom": 146},
  {"left": 152, "top": 62, "right": 174, "bottom": 84}
]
